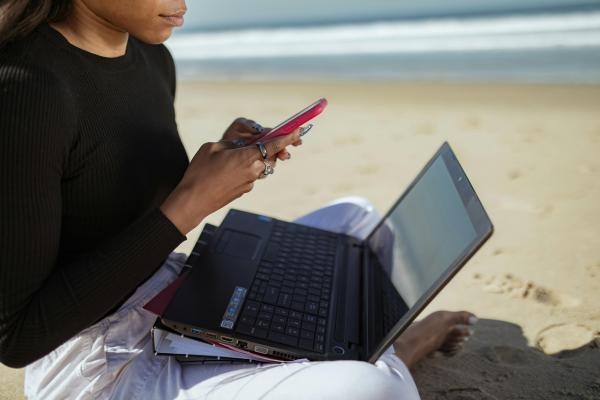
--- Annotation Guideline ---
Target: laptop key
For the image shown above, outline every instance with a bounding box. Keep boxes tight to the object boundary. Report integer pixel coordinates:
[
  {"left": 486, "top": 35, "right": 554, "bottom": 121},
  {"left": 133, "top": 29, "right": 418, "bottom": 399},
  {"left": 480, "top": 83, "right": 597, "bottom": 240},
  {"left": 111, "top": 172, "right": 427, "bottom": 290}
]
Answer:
[
  {"left": 277, "top": 293, "right": 292, "bottom": 307},
  {"left": 307, "top": 294, "right": 319, "bottom": 303},
  {"left": 306, "top": 302, "right": 318, "bottom": 314},
  {"left": 292, "top": 295, "right": 306, "bottom": 303},
  {"left": 291, "top": 301, "right": 304, "bottom": 312},
  {"left": 237, "top": 324, "right": 268, "bottom": 339},
  {"left": 257, "top": 312, "right": 273, "bottom": 321},
  {"left": 280, "top": 285, "right": 294, "bottom": 294},
  {"left": 275, "top": 307, "right": 289, "bottom": 317},
  {"left": 287, "top": 319, "right": 301, "bottom": 329},
  {"left": 302, "top": 322, "right": 316, "bottom": 332},
  {"left": 314, "top": 342, "right": 325, "bottom": 353},
  {"left": 243, "top": 301, "right": 259, "bottom": 316},
  {"left": 239, "top": 315, "right": 255, "bottom": 326},
  {"left": 268, "top": 332, "right": 298, "bottom": 347},
  {"left": 272, "top": 323, "right": 285, "bottom": 333},
  {"left": 285, "top": 327, "right": 299, "bottom": 337},
  {"left": 299, "top": 338, "right": 313, "bottom": 351},
  {"left": 303, "top": 314, "right": 316, "bottom": 324},
  {"left": 263, "top": 286, "right": 279, "bottom": 305},
  {"left": 256, "top": 319, "right": 270, "bottom": 329},
  {"left": 254, "top": 328, "right": 268, "bottom": 339},
  {"left": 263, "top": 243, "right": 280, "bottom": 262},
  {"left": 261, "top": 304, "right": 275, "bottom": 313},
  {"left": 290, "top": 311, "right": 302, "bottom": 320},
  {"left": 236, "top": 323, "right": 253, "bottom": 335},
  {"left": 300, "top": 330, "right": 314, "bottom": 340}
]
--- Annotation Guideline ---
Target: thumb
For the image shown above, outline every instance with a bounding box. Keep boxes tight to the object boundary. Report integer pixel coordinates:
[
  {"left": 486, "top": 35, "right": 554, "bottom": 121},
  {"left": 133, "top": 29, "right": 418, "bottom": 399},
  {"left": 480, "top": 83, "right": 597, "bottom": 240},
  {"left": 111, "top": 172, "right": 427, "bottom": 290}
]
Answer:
[{"left": 263, "top": 129, "right": 302, "bottom": 158}]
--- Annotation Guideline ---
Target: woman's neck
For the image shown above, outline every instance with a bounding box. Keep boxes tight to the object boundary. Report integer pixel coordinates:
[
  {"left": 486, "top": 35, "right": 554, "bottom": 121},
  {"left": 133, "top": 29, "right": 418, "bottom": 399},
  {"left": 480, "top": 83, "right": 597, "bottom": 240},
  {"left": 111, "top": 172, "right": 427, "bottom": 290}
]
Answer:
[{"left": 50, "top": 1, "right": 128, "bottom": 57}]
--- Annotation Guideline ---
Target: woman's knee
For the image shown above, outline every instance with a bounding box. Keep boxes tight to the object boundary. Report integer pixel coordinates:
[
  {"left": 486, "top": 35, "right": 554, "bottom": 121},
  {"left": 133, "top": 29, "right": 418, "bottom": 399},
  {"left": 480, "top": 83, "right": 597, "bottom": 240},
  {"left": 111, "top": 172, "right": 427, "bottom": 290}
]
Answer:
[
  {"left": 327, "top": 196, "right": 375, "bottom": 213},
  {"left": 272, "top": 361, "right": 408, "bottom": 400}
]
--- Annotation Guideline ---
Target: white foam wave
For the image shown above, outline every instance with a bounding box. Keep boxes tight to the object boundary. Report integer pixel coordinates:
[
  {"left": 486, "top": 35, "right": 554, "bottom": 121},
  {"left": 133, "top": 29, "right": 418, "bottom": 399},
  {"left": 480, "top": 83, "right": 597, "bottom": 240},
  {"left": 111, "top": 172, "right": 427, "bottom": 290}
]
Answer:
[{"left": 166, "top": 11, "right": 600, "bottom": 60}]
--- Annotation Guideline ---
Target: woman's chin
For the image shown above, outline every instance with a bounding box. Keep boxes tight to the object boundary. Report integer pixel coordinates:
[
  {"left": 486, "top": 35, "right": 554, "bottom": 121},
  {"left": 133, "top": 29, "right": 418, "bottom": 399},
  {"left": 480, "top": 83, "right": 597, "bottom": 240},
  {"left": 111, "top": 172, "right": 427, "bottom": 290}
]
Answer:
[{"left": 134, "top": 27, "right": 174, "bottom": 44}]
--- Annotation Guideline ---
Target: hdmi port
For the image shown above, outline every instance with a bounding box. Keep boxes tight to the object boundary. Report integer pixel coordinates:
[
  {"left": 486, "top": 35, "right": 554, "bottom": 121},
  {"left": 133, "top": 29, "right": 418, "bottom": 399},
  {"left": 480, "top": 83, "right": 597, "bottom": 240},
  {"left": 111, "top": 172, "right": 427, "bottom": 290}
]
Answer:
[{"left": 221, "top": 336, "right": 234, "bottom": 343}]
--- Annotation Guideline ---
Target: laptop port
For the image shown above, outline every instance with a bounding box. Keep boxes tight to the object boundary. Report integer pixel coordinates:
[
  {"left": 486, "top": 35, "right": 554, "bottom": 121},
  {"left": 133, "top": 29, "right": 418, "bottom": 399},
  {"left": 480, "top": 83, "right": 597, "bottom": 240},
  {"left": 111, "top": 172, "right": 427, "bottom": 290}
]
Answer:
[
  {"left": 221, "top": 336, "right": 234, "bottom": 343},
  {"left": 254, "top": 345, "right": 269, "bottom": 354},
  {"left": 205, "top": 333, "right": 217, "bottom": 340},
  {"left": 191, "top": 328, "right": 201, "bottom": 335},
  {"left": 237, "top": 340, "right": 248, "bottom": 349}
]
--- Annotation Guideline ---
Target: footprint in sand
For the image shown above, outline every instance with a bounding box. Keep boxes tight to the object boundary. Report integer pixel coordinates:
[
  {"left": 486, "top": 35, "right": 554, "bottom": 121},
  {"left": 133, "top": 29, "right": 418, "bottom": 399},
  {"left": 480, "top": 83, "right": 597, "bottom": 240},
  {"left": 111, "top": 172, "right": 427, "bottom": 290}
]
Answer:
[
  {"left": 355, "top": 164, "right": 380, "bottom": 176},
  {"left": 586, "top": 262, "right": 600, "bottom": 278},
  {"left": 332, "top": 182, "right": 355, "bottom": 194},
  {"left": 462, "top": 115, "right": 482, "bottom": 130},
  {"left": 438, "top": 387, "right": 497, "bottom": 400},
  {"left": 498, "top": 196, "right": 554, "bottom": 217},
  {"left": 577, "top": 164, "right": 597, "bottom": 175},
  {"left": 303, "top": 185, "right": 319, "bottom": 196},
  {"left": 415, "top": 123, "right": 435, "bottom": 135},
  {"left": 520, "top": 126, "right": 542, "bottom": 144},
  {"left": 507, "top": 169, "right": 522, "bottom": 180},
  {"left": 483, "top": 345, "right": 539, "bottom": 366},
  {"left": 332, "top": 135, "right": 363, "bottom": 147},
  {"left": 535, "top": 323, "right": 599, "bottom": 355},
  {"left": 475, "top": 273, "right": 580, "bottom": 308}
]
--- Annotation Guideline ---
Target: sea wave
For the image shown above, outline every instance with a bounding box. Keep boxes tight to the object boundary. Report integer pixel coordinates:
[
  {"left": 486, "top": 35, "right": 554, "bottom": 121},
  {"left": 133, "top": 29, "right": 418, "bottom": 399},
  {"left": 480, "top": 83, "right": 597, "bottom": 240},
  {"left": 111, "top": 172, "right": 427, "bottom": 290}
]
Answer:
[{"left": 167, "top": 11, "right": 600, "bottom": 60}]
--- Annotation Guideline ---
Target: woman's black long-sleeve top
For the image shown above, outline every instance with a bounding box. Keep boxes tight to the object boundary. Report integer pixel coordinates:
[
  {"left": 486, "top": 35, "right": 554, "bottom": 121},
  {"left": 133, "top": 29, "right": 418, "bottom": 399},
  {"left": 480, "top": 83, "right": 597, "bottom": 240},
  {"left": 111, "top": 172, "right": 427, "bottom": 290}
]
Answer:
[{"left": 0, "top": 24, "right": 189, "bottom": 368}]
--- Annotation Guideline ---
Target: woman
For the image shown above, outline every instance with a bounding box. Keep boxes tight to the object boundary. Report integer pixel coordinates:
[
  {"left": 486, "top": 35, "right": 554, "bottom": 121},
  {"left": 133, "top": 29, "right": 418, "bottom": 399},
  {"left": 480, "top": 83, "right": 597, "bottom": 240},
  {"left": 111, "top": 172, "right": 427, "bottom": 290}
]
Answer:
[{"left": 0, "top": 1, "right": 477, "bottom": 398}]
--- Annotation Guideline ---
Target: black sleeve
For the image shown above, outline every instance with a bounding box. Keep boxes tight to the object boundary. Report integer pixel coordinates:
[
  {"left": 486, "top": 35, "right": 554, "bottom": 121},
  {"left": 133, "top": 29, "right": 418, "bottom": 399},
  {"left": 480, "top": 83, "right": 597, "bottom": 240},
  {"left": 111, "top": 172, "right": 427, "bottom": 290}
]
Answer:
[{"left": 0, "top": 64, "right": 186, "bottom": 368}]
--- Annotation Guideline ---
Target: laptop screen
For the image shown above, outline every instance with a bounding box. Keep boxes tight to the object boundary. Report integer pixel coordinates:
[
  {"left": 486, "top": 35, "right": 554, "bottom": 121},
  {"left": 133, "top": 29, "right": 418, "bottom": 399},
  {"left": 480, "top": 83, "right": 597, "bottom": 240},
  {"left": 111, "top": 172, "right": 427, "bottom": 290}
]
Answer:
[{"left": 365, "top": 143, "right": 492, "bottom": 359}]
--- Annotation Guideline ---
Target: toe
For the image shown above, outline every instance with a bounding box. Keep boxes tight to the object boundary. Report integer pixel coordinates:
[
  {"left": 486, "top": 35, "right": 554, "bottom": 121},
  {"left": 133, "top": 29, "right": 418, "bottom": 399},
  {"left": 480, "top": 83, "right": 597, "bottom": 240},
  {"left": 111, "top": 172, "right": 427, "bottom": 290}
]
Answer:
[{"left": 449, "top": 311, "right": 477, "bottom": 326}]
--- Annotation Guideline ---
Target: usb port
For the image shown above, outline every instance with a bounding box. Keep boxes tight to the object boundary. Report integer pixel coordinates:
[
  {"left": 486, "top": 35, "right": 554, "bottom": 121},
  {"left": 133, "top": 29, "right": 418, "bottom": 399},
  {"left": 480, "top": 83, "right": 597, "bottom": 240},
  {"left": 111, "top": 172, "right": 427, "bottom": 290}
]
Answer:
[
  {"left": 191, "top": 328, "right": 202, "bottom": 335},
  {"left": 237, "top": 340, "right": 248, "bottom": 349},
  {"left": 206, "top": 333, "right": 217, "bottom": 339}
]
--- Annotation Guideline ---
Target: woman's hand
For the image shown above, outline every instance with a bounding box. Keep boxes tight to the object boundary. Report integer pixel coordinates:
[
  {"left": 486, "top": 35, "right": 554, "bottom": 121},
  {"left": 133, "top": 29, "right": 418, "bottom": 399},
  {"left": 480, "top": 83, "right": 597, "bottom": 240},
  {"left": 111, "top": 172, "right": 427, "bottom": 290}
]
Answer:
[
  {"left": 160, "top": 130, "right": 302, "bottom": 235},
  {"left": 221, "top": 117, "right": 302, "bottom": 161},
  {"left": 221, "top": 117, "right": 266, "bottom": 143}
]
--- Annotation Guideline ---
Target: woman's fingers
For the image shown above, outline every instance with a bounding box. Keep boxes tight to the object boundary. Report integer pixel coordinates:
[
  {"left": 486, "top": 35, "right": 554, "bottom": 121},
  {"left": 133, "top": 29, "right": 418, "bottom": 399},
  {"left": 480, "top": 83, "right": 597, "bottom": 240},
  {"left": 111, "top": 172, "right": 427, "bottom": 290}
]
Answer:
[
  {"left": 234, "top": 117, "right": 266, "bottom": 134},
  {"left": 276, "top": 150, "right": 290, "bottom": 161},
  {"left": 262, "top": 129, "right": 302, "bottom": 158}
]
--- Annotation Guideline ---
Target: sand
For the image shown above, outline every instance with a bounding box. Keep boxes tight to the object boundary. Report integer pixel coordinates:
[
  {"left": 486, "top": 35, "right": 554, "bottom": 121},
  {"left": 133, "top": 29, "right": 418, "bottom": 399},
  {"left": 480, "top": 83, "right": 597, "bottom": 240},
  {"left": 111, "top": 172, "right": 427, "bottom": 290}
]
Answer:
[{"left": 1, "top": 81, "right": 599, "bottom": 399}]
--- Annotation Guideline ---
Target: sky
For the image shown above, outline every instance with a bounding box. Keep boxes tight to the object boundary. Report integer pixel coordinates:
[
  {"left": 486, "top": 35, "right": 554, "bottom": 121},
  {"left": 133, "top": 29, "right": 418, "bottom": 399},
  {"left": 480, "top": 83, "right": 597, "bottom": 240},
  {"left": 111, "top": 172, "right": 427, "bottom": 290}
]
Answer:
[{"left": 179, "top": 0, "right": 600, "bottom": 31}]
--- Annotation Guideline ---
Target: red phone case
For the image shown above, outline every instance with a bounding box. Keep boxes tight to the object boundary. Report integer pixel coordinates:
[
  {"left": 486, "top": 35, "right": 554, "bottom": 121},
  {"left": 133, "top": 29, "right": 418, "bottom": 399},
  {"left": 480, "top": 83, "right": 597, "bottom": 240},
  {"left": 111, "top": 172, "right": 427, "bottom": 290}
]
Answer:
[{"left": 250, "top": 98, "right": 328, "bottom": 143}]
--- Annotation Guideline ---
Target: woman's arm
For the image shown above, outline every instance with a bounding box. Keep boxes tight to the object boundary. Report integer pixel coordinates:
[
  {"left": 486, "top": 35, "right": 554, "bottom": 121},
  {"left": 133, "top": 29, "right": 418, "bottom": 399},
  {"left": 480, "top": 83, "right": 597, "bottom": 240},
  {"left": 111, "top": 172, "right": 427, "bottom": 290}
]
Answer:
[{"left": 0, "top": 64, "right": 186, "bottom": 368}]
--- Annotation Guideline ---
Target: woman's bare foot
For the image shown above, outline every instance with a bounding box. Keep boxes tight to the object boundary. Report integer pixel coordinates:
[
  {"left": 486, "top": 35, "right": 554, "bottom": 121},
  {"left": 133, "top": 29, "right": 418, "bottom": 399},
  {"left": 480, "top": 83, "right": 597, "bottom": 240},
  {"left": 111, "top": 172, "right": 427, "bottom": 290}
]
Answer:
[{"left": 393, "top": 311, "right": 478, "bottom": 368}]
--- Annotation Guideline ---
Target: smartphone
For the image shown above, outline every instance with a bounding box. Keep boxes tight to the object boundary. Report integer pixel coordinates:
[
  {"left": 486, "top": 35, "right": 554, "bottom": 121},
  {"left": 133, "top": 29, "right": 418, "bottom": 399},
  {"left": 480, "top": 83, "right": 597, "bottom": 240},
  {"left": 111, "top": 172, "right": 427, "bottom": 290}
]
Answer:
[{"left": 250, "top": 98, "right": 328, "bottom": 143}]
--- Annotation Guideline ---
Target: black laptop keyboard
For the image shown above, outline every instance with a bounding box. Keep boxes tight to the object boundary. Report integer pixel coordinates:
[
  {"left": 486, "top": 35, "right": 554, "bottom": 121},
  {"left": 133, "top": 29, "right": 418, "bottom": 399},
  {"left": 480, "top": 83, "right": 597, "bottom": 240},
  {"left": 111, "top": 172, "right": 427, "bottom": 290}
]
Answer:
[{"left": 235, "top": 222, "right": 338, "bottom": 353}]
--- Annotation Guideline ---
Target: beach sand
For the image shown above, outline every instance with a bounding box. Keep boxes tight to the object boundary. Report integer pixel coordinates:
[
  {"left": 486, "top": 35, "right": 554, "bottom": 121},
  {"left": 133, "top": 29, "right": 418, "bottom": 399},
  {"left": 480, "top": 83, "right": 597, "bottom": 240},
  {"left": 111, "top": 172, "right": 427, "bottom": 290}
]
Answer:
[{"left": 1, "top": 81, "right": 599, "bottom": 399}]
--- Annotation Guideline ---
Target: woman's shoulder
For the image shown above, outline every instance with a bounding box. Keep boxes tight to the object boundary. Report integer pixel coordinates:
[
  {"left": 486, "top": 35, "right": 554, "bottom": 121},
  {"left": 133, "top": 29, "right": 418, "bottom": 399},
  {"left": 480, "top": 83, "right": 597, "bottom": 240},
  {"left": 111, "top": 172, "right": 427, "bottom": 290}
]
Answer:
[
  {"left": 131, "top": 39, "right": 176, "bottom": 96},
  {"left": 0, "top": 29, "right": 75, "bottom": 103},
  {"left": 0, "top": 33, "right": 77, "bottom": 142}
]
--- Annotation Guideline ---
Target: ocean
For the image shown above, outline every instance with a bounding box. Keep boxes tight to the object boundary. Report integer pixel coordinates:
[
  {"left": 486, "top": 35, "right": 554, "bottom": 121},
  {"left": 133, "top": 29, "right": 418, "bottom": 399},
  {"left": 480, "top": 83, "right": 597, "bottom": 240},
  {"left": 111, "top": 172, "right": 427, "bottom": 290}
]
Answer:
[{"left": 166, "top": 3, "right": 600, "bottom": 83}]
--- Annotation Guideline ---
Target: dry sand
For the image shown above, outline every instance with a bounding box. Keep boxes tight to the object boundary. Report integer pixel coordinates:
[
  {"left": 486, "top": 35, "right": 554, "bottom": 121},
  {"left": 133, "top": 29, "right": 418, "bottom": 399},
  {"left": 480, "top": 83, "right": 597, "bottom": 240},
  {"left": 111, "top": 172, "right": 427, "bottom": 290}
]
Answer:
[{"left": 2, "top": 81, "right": 599, "bottom": 399}]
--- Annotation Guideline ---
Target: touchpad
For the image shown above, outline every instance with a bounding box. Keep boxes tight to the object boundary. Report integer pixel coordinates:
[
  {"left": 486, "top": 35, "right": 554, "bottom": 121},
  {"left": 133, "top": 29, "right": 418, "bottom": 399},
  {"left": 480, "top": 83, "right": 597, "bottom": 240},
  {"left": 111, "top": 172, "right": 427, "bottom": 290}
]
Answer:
[{"left": 216, "top": 229, "right": 262, "bottom": 260}]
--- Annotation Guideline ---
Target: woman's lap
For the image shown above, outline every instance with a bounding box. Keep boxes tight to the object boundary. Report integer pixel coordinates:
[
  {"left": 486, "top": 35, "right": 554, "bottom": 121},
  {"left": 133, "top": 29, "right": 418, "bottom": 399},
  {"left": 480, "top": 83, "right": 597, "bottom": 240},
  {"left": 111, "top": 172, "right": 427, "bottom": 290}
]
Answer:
[{"left": 25, "top": 198, "right": 420, "bottom": 400}]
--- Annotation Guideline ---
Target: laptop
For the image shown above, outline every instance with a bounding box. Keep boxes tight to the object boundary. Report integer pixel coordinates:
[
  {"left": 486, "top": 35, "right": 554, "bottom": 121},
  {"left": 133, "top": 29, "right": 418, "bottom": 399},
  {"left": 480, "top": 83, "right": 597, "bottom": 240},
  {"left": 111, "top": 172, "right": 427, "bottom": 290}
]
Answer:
[{"left": 162, "top": 142, "right": 493, "bottom": 363}]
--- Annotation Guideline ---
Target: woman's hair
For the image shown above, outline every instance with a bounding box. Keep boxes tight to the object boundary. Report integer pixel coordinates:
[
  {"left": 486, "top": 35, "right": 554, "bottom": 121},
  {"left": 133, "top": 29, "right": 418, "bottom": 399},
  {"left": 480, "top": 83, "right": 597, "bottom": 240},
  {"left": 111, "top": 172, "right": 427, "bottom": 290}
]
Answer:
[{"left": 0, "top": 0, "right": 72, "bottom": 47}]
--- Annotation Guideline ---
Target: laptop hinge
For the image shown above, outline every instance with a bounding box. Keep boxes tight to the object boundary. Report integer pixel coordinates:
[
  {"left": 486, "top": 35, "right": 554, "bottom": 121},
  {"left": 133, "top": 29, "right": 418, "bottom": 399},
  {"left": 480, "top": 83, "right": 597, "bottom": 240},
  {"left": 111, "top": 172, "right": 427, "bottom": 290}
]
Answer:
[{"left": 359, "top": 241, "right": 371, "bottom": 361}]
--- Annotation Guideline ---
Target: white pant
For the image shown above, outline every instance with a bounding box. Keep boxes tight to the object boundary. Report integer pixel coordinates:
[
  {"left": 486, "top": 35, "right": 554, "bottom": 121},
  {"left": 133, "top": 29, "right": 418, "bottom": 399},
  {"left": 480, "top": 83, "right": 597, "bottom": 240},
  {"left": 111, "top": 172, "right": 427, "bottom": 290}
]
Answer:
[{"left": 25, "top": 197, "right": 421, "bottom": 400}]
